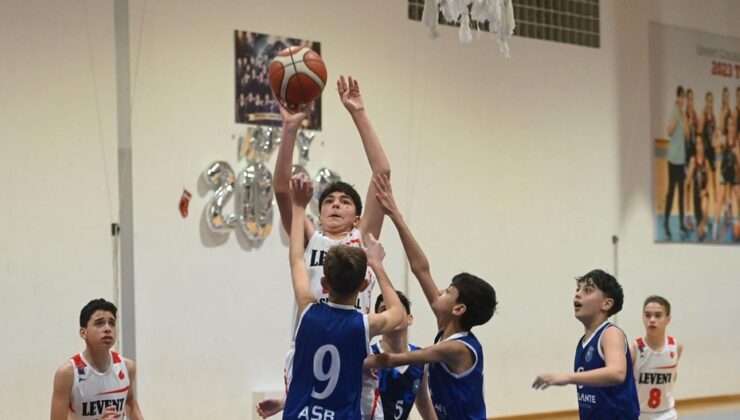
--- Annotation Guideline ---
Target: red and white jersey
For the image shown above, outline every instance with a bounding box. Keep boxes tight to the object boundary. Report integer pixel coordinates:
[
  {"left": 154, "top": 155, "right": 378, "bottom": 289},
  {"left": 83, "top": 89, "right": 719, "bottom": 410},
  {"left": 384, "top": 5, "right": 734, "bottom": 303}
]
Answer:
[
  {"left": 634, "top": 336, "right": 679, "bottom": 419},
  {"left": 289, "top": 228, "right": 377, "bottom": 336},
  {"left": 69, "top": 351, "right": 130, "bottom": 419}
]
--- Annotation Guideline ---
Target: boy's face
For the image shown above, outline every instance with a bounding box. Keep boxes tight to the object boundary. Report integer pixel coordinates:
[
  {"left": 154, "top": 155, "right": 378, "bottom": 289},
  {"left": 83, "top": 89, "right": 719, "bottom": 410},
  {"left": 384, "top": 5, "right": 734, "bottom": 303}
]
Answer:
[
  {"left": 573, "top": 280, "right": 613, "bottom": 321},
  {"left": 319, "top": 192, "right": 359, "bottom": 233},
  {"left": 432, "top": 284, "right": 464, "bottom": 320},
  {"left": 643, "top": 302, "right": 670, "bottom": 333},
  {"left": 80, "top": 310, "right": 117, "bottom": 349}
]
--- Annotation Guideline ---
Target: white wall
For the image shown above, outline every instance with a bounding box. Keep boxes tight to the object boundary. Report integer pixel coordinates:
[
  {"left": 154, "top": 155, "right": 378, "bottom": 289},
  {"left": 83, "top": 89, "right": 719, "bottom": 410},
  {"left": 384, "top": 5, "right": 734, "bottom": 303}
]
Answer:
[
  {"left": 0, "top": 1, "right": 119, "bottom": 418},
  {"left": 2, "top": 0, "right": 739, "bottom": 419}
]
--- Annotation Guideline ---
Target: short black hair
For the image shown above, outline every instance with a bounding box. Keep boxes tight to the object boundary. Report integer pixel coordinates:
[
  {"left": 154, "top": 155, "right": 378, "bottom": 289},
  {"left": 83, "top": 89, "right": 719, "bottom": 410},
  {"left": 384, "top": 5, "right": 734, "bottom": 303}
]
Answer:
[
  {"left": 319, "top": 181, "right": 362, "bottom": 216},
  {"left": 323, "top": 245, "right": 367, "bottom": 297},
  {"left": 375, "top": 290, "right": 411, "bottom": 314},
  {"left": 576, "top": 269, "right": 624, "bottom": 317},
  {"left": 80, "top": 298, "right": 117, "bottom": 328},
  {"left": 451, "top": 273, "right": 497, "bottom": 330},
  {"left": 676, "top": 85, "right": 685, "bottom": 97},
  {"left": 644, "top": 295, "right": 671, "bottom": 316}
]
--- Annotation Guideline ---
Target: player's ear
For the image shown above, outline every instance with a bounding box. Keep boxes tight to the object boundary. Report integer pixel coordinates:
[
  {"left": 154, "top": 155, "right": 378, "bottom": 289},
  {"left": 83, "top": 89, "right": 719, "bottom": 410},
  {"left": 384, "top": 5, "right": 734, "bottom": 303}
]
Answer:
[
  {"left": 79, "top": 327, "right": 86, "bottom": 340},
  {"left": 601, "top": 298, "right": 615, "bottom": 314},
  {"left": 452, "top": 303, "right": 466, "bottom": 317},
  {"left": 353, "top": 215, "right": 360, "bottom": 228},
  {"left": 406, "top": 313, "right": 414, "bottom": 327},
  {"left": 665, "top": 315, "right": 671, "bottom": 326}
]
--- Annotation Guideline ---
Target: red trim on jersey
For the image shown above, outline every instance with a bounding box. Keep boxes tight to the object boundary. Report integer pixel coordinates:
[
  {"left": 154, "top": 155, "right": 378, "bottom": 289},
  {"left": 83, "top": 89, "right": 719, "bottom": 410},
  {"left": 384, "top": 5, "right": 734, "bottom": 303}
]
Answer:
[
  {"left": 371, "top": 387, "right": 380, "bottom": 418},
  {"left": 111, "top": 351, "right": 122, "bottom": 364},
  {"left": 636, "top": 337, "right": 646, "bottom": 350},
  {"left": 72, "top": 354, "right": 86, "bottom": 369},
  {"left": 667, "top": 336, "right": 675, "bottom": 345},
  {"left": 654, "top": 363, "right": 678, "bottom": 370},
  {"left": 95, "top": 385, "right": 130, "bottom": 396}
]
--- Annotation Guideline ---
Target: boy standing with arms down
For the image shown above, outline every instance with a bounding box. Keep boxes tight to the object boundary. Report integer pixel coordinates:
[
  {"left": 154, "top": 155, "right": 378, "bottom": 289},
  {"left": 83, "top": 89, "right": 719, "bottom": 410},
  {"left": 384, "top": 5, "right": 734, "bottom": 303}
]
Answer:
[
  {"left": 532, "top": 270, "right": 639, "bottom": 420},
  {"left": 365, "top": 175, "right": 497, "bottom": 420},
  {"left": 283, "top": 176, "right": 406, "bottom": 419},
  {"left": 630, "top": 296, "right": 683, "bottom": 420},
  {"left": 50, "top": 299, "right": 144, "bottom": 420}
]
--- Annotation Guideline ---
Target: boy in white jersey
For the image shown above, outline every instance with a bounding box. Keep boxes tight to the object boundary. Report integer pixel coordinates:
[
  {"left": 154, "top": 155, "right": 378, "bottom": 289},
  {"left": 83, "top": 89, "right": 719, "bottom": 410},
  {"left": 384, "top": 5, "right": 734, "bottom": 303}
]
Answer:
[
  {"left": 257, "top": 75, "right": 391, "bottom": 419},
  {"left": 283, "top": 175, "right": 405, "bottom": 419},
  {"left": 50, "top": 299, "right": 143, "bottom": 420},
  {"left": 630, "top": 295, "right": 683, "bottom": 420}
]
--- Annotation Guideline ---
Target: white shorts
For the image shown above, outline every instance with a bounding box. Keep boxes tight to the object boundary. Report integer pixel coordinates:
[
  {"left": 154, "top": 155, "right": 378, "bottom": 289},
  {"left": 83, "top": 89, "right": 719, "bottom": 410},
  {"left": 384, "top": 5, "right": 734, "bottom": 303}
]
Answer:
[{"left": 640, "top": 407, "right": 678, "bottom": 420}]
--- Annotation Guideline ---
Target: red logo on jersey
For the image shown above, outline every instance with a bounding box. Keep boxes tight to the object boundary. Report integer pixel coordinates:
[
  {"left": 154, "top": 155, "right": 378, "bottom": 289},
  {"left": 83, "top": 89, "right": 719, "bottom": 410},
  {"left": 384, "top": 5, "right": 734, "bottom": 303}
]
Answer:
[
  {"left": 669, "top": 351, "right": 675, "bottom": 359},
  {"left": 119, "top": 371, "right": 125, "bottom": 380}
]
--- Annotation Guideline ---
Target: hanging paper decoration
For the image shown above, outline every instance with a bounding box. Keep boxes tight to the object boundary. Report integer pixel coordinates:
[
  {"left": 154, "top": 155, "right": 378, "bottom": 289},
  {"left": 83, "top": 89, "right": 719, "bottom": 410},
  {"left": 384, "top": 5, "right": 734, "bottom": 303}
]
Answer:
[{"left": 422, "top": 0, "right": 516, "bottom": 57}]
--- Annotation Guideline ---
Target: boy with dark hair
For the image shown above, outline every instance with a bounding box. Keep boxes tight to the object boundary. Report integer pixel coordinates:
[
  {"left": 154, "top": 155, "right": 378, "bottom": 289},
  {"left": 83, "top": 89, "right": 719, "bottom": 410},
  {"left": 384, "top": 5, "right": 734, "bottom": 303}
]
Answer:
[
  {"left": 533, "top": 270, "right": 639, "bottom": 419},
  {"left": 630, "top": 295, "right": 683, "bottom": 420},
  {"left": 258, "top": 75, "right": 391, "bottom": 419},
  {"left": 50, "top": 299, "right": 143, "bottom": 420},
  {"left": 283, "top": 175, "right": 405, "bottom": 420},
  {"left": 371, "top": 291, "right": 436, "bottom": 420},
  {"left": 365, "top": 175, "right": 497, "bottom": 420}
]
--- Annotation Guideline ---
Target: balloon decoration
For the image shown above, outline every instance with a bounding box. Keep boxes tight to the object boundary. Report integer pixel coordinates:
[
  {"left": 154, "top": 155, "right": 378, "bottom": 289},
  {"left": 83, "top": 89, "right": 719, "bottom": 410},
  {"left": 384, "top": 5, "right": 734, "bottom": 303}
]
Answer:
[
  {"left": 204, "top": 161, "right": 238, "bottom": 233},
  {"left": 203, "top": 125, "right": 341, "bottom": 246}
]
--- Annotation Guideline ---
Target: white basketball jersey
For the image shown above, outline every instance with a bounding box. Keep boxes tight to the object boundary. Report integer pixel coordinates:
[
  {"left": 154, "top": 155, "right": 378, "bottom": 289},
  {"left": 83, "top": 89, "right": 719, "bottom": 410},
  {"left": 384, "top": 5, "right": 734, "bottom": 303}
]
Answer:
[
  {"left": 634, "top": 336, "right": 679, "bottom": 419},
  {"left": 289, "top": 228, "right": 377, "bottom": 337},
  {"left": 69, "top": 351, "right": 130, "bottom": 419}
]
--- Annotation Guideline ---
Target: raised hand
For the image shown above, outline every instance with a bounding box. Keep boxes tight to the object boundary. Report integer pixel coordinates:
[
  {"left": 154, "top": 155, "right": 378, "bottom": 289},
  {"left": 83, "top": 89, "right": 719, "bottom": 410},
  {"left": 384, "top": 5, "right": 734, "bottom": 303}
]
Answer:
[
  {"left": 337, "top": 75, "right": 365, "bottom": 113},
  {"left": 290, "top": 173, "right": 314, "bottom": 208},
  {"left": 364, "top": 233, "right": 385, "bottom": 263},
  {"left": 372, "top": 174, "right": 399, "bottom": 218},
  {"left": 278, "top": 100, "right": 311, "bottom": 130}
]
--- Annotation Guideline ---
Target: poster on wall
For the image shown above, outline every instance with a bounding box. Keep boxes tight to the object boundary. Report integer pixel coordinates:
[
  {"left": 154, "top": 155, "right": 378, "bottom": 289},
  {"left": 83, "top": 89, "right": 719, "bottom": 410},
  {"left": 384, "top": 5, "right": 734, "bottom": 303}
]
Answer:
[
  {"left": 235, "top": 30, "right": 322, "bottom": 130},
  {"left": 650, "top": 23, "right": 740, "bottom": 244}
]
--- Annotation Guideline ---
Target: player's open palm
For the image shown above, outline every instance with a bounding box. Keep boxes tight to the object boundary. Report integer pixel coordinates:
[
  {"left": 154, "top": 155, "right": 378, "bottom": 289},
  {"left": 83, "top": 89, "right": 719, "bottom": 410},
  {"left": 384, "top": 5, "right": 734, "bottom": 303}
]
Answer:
[
  {"left": 290, "top": 174, "right": 313, "bottom": 208},
  {"left": 364, "top": 233, "right": 385, "bottom": 263},
  {"left": 278, "top": 100, "right": 310, "bottom": 129},
  {"left": 337, "top": 75, "right": 365, "bottom": 113},
  {"left": 372, "top": 174, "right": 398, "bottom": 217}
]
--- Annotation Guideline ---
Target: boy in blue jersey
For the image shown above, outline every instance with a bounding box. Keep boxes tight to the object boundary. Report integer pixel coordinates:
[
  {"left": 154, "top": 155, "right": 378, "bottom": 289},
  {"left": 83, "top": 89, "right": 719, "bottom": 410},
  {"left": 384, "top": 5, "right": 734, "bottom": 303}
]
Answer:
[
  {"left": 283, "top": 175, "right": 407, "bottom": 420},
  {"left": 371, "top": 291, "right": 436, "bottom": 420},
  {"left": 532, "top": 270, "right": 639, "bottom": 420},
  {"left": 365, "top": 175, "right": 497, "bottom": 420}
]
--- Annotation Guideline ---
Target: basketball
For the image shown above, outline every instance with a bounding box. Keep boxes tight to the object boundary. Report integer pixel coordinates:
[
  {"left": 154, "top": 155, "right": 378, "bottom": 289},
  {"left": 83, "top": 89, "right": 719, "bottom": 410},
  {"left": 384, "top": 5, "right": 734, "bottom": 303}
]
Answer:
[{"left": 269, "top": 46, "right": 327, "bottom": 112}]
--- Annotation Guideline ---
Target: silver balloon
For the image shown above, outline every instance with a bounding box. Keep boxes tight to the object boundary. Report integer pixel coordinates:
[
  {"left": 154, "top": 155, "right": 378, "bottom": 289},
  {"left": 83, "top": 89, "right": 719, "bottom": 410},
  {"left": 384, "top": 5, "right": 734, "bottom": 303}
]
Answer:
[
  {"left": 313, "top": 167, "right": 341, "bottom": 203},
  {"left": 245, "top": 126, "right": 277, "bottom": 163},
  {"left": 296, "top": 130, "right": 315, "bottom": 165},
  {"left": 236, "top": 162, "right": 274, "bottom": 245},
  {"left": 204, "top": 161, "right": 238, "bottom": 233}
]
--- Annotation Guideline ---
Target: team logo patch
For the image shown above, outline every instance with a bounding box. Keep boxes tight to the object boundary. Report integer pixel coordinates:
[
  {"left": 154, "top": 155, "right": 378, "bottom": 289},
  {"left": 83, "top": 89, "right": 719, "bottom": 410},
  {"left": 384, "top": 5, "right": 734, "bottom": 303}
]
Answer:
[
  {"left": 119, "top": 370, "right": 125, "bottom": 380},
  {"left": 670, "top": 351, "right": 675, "bottom": 359},
  {"left": 585, "top": 346, "right": 594, "bottom": 363}
]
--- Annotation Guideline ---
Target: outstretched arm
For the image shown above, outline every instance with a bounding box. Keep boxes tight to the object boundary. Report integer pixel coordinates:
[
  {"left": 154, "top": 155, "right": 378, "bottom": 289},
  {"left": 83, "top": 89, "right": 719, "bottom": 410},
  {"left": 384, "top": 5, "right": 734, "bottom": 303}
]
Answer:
[
  {"left": 366, "top": 235, "right": 405, "bottom": 337},
  {"left": 338, "top": 75, "right": 390, "bottom": 241},
  {"left": 365, "top": 340, "right": 472, "bottom": 374},
  {"left": 373, "top": 174, "right": 439, "bottom": 306},
  {"left": 273, "top": 103, "right": 315, "bottom": 243},
  {"left": 289, "top": 175, "right": 316, "bottom": 313},
  {"left": 532, "top": 327, "right": 629, "bottom": 390}
]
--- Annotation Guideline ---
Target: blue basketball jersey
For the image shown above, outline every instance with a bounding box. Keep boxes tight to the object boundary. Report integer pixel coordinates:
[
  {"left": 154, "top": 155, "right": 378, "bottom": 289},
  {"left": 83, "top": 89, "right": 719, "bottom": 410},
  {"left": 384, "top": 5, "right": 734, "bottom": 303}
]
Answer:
[
  {"left": 427, "top": 331, "right": 486, "bottom": 420},
  {"left": 370, "top": 342, "right": 424, "bottom": 420},
  {"left": 574, "top": 321, "right": 639, "bottom": 420},
  {"left": 284, "top": 302, "right": 370, "bottom": 420}
]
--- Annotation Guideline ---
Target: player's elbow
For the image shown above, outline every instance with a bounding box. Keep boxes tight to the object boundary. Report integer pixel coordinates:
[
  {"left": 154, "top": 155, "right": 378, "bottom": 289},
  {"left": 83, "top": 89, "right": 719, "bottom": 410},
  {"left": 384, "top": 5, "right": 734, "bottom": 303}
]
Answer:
[{"left": 607, "top": 366, "right": 627, "bottom": 386}]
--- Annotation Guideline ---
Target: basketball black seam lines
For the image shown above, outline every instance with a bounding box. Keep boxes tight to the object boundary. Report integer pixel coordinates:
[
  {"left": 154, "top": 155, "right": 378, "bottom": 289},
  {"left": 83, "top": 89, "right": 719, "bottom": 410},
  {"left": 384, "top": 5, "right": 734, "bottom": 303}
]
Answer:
[{"left": 287, "top": 48, "right": 309, "bottom": 106}]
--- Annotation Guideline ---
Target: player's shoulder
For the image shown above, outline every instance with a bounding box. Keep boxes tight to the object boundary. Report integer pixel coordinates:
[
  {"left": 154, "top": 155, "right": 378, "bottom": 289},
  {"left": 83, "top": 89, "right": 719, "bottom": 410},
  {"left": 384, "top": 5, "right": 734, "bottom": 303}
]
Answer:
[
  {"left": 53, "top": 361, "right": 74, "bottom": 390},
  {"left": 122, "top": 356, "right": 137, "bottom": 372}
]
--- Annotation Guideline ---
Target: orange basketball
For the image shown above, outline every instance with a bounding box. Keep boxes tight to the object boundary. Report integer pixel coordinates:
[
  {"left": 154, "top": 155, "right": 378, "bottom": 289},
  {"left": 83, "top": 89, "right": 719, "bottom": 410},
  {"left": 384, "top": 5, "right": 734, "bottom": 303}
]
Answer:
[{"left": 269, "top": 46, "right": 327, "bottom": 112}]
